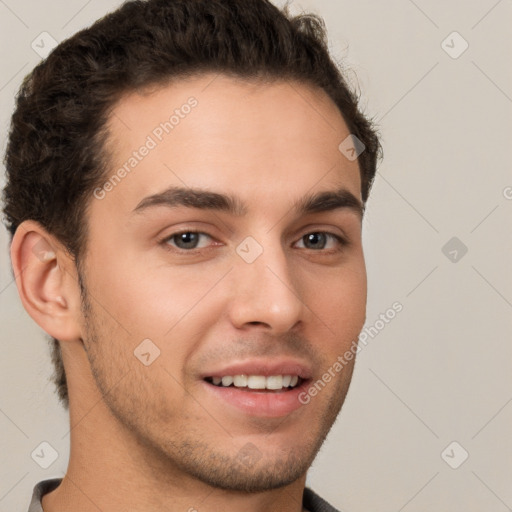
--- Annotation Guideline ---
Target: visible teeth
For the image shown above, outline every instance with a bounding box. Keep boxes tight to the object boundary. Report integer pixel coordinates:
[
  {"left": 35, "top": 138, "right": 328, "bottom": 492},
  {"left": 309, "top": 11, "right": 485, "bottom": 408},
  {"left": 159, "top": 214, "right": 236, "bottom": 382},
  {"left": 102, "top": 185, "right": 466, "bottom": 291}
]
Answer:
[
  {"left": 209, "top": 374, "right": 301, "bottom": 390},
  {"left": 233, "top": 375, "right": 248, "bottom": 387},
  {"left": 247, "top": 375, "right": 266, "bottom": 389},
  {"left": 221, "top": 376, "right": 233, "bottom": 387},
  {"left": 266, "top": 375, "right": 283, "bottom": 390}
]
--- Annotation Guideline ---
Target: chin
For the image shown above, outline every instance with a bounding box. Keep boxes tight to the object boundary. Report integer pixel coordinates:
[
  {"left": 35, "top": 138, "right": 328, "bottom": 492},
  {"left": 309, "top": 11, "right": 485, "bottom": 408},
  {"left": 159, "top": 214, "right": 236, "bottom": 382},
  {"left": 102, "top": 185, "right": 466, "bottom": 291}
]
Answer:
[{"left": 181, "top": 449, "right": 312, "bottom": 493}]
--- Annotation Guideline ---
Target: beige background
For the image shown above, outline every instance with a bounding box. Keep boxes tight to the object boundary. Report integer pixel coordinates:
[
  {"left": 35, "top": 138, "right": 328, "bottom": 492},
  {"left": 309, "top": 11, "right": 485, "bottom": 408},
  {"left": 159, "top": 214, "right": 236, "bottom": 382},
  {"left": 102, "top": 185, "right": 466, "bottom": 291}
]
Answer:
[{"left": 1, "top": 0, "right": 511, "bottom": 510}]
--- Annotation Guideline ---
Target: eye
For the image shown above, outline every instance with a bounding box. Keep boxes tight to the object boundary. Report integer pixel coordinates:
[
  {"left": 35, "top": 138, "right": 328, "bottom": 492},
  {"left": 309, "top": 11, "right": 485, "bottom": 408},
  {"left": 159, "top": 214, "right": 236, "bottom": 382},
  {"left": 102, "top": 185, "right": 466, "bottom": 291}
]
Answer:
[
  {"left": 162, "top": 231, "right": 214, "bottom": 250},
  {"left": 295, "top": 232, "right": 346, "bottom": 250},
  {"left": 159, "top": 230, "right": 346, "bottom": 253}
]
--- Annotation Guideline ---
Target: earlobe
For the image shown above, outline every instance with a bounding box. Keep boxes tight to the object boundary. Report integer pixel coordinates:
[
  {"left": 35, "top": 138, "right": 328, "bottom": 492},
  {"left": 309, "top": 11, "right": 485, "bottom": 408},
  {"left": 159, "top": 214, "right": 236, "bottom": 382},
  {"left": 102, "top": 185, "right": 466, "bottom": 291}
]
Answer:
[{"left": 10, "top": 220, "right": 82, "bottom": 342}]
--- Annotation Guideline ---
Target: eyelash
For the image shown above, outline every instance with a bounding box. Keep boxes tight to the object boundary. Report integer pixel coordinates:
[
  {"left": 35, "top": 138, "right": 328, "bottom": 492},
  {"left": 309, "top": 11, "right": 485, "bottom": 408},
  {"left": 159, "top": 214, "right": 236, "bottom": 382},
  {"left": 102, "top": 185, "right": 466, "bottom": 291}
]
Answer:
[{"left": 158, "top": 230, "right": 349, "bottom": 253}]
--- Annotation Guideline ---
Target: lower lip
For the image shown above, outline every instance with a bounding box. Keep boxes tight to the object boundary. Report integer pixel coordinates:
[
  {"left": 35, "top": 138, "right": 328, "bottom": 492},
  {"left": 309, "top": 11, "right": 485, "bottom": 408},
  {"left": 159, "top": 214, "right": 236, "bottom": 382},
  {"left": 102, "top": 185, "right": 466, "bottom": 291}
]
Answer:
[{"left": 202, "top": 380, "right": 310, "bottom": 418}]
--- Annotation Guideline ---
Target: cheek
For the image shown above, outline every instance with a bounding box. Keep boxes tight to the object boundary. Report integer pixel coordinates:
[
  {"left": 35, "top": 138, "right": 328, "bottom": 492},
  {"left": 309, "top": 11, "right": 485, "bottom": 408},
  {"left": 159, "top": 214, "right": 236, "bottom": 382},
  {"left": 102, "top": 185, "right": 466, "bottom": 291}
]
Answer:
[
  {"left": 88, "top": 252, "right": 224, "bottom": 340},
  {"left": 307, "top": 261, "right": 367, "bottom": 344}
]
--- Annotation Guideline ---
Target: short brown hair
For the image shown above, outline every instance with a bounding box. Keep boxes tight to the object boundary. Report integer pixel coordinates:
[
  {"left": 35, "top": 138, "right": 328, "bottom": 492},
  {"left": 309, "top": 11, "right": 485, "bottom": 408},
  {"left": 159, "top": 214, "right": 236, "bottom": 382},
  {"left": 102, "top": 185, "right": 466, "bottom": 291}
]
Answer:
[{"left": 2, "top": 0, "right": 382, "bottom": 409}]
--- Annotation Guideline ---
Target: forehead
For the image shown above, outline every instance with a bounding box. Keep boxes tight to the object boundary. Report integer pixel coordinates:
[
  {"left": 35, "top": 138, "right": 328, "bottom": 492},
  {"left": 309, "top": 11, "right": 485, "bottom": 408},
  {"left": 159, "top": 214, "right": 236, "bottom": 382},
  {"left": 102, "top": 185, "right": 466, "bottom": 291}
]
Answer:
[{"left": 97, "top": 73, "right": 362, "bottom": 217}]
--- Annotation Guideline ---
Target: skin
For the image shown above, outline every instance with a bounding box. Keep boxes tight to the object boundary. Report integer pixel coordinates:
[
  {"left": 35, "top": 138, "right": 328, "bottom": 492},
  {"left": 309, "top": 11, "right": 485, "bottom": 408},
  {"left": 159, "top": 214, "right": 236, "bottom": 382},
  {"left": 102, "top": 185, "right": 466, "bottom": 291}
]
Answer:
[{"left": 11, "top": 73, "right": 366, "bottom": 512}]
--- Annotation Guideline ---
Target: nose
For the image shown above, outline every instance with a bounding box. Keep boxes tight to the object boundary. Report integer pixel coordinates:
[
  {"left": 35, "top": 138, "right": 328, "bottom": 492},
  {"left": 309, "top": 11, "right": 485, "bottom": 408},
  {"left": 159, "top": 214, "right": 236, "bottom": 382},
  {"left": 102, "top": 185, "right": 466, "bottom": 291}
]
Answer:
[{"left": 227, "top": 241, "right": 305, "bottom": 334}]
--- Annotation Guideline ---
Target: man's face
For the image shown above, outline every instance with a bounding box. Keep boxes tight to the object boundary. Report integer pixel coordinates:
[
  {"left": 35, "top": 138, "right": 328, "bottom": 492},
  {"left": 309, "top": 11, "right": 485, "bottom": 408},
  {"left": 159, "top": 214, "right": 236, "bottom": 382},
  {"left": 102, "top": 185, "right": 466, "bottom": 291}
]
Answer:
[{"left": 77, "top": 74, "right": 366, "bottom": 491}]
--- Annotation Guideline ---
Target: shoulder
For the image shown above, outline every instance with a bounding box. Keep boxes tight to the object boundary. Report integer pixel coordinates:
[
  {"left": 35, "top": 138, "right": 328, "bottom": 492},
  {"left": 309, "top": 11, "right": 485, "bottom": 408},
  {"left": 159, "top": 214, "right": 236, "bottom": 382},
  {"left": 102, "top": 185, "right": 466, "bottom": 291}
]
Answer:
[
  {"left": 303, "top": 487, "right": 341, "bottom": 512},
  {"left": 27, "top": 479, "right": 62, "bottom": 512}
]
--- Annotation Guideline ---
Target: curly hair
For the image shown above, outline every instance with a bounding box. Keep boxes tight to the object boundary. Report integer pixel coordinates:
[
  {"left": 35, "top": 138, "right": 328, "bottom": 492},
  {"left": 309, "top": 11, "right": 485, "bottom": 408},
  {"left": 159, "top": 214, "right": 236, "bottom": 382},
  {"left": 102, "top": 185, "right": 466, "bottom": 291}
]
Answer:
[{"left": 2, "top": 0, "right": 382, "bottom": 409}]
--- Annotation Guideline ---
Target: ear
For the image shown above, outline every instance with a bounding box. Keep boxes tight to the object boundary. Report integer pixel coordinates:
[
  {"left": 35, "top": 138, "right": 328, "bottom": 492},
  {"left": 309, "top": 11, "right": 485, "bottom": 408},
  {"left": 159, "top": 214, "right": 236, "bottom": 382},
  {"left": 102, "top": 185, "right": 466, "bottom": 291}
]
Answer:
[{"left": 10, "top": 220, "right": 83, "bottom": 343}]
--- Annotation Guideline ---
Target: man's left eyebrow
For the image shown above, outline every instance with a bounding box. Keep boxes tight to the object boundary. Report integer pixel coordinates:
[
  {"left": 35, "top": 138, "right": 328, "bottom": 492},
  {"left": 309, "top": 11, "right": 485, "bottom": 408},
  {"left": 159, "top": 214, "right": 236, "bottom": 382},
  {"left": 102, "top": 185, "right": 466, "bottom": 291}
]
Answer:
[{"left": 294, "top": 188, "right": 364, "bottom": 219}]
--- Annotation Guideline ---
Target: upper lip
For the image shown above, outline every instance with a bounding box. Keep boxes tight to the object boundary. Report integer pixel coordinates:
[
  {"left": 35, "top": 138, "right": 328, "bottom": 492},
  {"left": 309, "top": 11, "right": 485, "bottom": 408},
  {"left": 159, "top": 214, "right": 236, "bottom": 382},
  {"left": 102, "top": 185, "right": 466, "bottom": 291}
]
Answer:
[{"left": 201, "top": 358, "right": 313, "bottom": 380}]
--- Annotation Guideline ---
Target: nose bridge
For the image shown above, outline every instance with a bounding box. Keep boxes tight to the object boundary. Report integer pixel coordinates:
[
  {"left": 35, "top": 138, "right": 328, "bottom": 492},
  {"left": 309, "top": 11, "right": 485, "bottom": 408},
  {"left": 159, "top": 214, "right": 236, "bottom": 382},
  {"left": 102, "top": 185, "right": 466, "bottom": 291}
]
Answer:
[{"left": 229, "top": 234, "right": 304, "bottom": 332}]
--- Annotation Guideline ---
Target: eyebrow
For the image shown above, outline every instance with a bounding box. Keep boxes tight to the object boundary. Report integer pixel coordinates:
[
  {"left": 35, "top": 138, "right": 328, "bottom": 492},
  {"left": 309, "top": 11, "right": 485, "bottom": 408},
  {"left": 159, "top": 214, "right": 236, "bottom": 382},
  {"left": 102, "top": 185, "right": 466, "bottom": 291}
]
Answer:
[{"left": 132, "top": 186, "right": 364, "bottom": 218}]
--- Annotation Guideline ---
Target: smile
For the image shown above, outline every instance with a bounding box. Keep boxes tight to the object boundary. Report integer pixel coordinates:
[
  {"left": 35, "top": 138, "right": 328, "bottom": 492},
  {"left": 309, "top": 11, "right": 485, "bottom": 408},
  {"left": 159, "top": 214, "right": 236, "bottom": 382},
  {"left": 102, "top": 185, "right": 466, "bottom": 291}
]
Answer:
[{"left": 205, "top": 374, "right": 302, "bottom": 391}]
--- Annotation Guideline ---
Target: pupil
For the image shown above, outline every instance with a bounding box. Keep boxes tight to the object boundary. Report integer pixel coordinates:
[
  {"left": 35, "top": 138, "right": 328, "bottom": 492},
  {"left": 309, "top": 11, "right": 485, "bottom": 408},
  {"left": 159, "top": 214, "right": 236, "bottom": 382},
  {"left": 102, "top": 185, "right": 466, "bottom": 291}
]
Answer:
[
  {"left": 177, "top": 232, "right": 198, "bottom": 249},
  {"left": 305, "top": 233, "right": 325, "bottom": 249}
]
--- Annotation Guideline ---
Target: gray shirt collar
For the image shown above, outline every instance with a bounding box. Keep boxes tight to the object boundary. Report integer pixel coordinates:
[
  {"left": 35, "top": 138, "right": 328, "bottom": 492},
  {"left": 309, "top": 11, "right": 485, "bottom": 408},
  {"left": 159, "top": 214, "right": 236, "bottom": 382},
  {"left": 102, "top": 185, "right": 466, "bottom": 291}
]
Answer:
[{"left": 28, "top": 479, "right": 340, "bottom": 512}]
